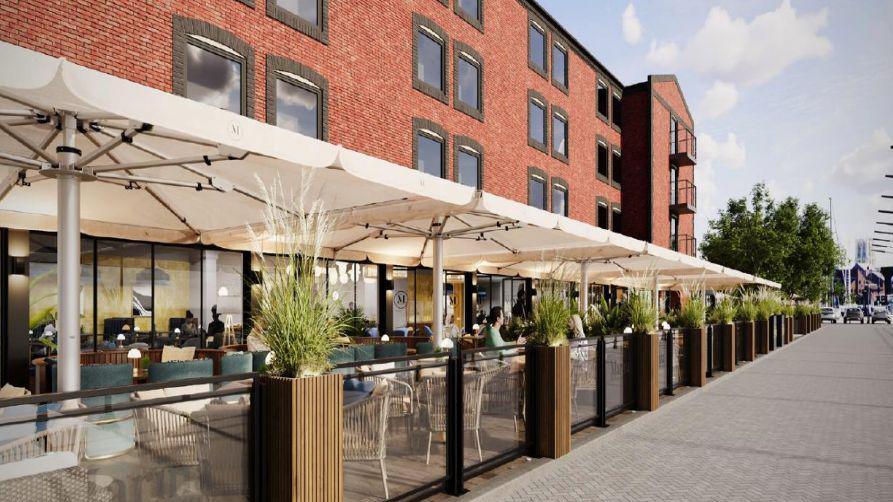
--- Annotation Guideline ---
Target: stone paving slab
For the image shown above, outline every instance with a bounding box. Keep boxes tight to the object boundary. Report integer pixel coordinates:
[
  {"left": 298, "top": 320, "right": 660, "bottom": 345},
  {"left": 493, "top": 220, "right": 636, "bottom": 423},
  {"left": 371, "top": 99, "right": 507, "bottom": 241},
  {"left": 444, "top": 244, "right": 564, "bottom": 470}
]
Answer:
[{"left": 470, "top": 324, "right": 893, "bottom": 502}]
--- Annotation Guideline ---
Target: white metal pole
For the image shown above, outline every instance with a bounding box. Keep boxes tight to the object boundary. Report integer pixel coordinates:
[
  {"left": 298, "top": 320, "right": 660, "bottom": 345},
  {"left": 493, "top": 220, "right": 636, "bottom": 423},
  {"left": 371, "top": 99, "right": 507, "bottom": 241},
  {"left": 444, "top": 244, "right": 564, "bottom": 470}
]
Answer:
[
  {"left": 653, "top": 275, "right": 660, "bottom": 331},
  {"left": 57, "top": 112, "right": 81, "bottom": 393},
  {"left": 432, "top": 220, "right": 444, "bottom": 347},
  {"left": 580, "top": 260, "right": 589, "bottom": 314}
]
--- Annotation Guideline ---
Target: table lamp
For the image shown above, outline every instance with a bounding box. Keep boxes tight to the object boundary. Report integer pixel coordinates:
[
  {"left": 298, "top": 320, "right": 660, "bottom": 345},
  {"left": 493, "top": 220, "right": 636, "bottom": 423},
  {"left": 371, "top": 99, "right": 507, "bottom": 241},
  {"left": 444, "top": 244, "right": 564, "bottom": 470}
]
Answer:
[
  {"left": 438, "top": 338, "right": 454, "bottom": 350},
  {"left": 661, "top": 321, "right": 671, "bottom": 331},
  {"left": 380, "top": 334, "right": 390, "bottom": 343},
  {"left": 116, "top": 333, "right": 126, "bottom": 348},
  {"left": 127, "top": 348, "right": 141, "bottom": 377},
  {"left": 623, "top": 327, "right": 633, "bottom": 334}
]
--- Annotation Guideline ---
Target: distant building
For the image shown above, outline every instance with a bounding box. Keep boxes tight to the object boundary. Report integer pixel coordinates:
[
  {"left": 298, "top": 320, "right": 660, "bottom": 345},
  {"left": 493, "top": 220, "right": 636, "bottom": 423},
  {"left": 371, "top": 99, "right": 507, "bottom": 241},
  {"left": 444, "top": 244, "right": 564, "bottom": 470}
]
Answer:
[{"left": 835, "top": 262, "right": 885, "bottom": 305}]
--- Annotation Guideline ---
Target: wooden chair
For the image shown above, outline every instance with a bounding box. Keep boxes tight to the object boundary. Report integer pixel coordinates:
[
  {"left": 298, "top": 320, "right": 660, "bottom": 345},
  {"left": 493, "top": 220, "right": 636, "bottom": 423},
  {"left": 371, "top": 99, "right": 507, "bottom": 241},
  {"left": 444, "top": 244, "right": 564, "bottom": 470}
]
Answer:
[{"left": 343, "top": 385, "right": 390, "bottom": 499}]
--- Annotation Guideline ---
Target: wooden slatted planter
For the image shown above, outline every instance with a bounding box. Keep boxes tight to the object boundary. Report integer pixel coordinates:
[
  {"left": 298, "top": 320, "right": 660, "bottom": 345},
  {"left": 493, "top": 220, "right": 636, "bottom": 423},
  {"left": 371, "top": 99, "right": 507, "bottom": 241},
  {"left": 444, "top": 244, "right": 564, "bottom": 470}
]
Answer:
[
  {"left": 683, "top": 327, "right": 707, "bottom": 387},
  {"left": 796, "top": 315, "right": 807, "bottom": 335},
  {"left": 633, "top": 333, "right": 660, "bottom": 410},
  {"left": 527, "top": 345, "right": 571, "bottom": 459},
  {"left": 257, "top": 374, "right": 344, "bottom": 502},
  {"left": 715, "top": 324, "right": 736, "bottom": 372},
  {"left": 786, "top": 317, "right": 793, "bottom": 343},
  {"left": 740, "top": 321, "right": 755, "bottom": 362},
  {"left": 755, "top": 320, "right": 769, "bottom": 355}
]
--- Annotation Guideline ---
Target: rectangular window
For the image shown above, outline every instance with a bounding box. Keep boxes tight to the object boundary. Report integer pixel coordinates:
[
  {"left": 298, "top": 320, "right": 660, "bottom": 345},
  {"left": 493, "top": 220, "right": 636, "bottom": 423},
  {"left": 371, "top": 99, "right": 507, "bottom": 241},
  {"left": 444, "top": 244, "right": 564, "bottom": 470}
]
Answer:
[
  {"left": 528, "top": 174, "right": 546, "bottom": 210},
  {"left": 277, "top": 0, "right": 318, "bottom": 25},
  {"left": 417, "top": 131, "right": 444, "bottom": 178},
  {"left": 612, "top": 93, "right": 622, "bottom": 128},
  {"left": 457, "top": 148, "right": 481, "bottom": 189},
  {"left": 417, "top": 30, "right": 444, "bottom": 91},
  {"left": 529, "top": 98, "right": 546, "bottom": 146},
  {"left": 611, "top": 149, "right": 621, "bottom": 185},
  {"left": 597, "top": 141, "right": 609, "bottom": 179},
  {"left": 458, "top": 0, "right": 480, "bottom": 21},
  {"left": 670, "top": 214, "right": 679, "bottom": 250},
  {"left": 597, "top": 202, "right": 609, "bottom": 230},
  {"left": 670, "top": 165, "right": 679, "bottom": 204},
  {"left": 274, "top": 77, "right": 320, "bottom": 138},
  {"left": 528, "top": 22, "right": 546, "bottom": 73},
  {"left": 456, "top": 53, "right": 481, "bottom": 111},
  {"left": 186, "top": 42, "right": 243, "bottom": 114},
  {"left": 670, "top": 118, "right": 678, "bottom": 154},
  {"left": 597, "top": 80, "right": 609, "bottom": 118},
  {"left": 551, "top": 183, "right": 568, "bottom": 216},
  {"left": 612, "top": 208, "right": 622, "bottom": 233},
  {"left": 551, "top": 42, "right": 567, "bottom": 88},
  {"left": 552, "top": 112, "right": 567, "bottom": 158}
]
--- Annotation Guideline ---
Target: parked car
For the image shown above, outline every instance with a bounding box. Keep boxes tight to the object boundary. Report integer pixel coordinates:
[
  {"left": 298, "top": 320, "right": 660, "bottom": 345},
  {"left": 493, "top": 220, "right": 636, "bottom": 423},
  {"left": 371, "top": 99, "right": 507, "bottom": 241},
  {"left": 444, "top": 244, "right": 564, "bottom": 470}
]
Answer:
[
  {"left": 821, "top": 307, "right": 841, "bottom": 323},
  {"left": 844, "top": 307, "right": 864, "bottom": 324},
  {"left": 871, "top": 308, "right": 893, "bottom": 324}
]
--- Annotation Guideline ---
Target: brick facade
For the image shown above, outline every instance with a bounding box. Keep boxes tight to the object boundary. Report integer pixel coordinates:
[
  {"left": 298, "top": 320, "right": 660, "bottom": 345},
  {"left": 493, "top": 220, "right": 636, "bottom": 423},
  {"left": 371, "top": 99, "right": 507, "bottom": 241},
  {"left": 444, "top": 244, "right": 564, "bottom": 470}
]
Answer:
[{"left": 0, "top": 0, "right": 694, "bottom": 249}]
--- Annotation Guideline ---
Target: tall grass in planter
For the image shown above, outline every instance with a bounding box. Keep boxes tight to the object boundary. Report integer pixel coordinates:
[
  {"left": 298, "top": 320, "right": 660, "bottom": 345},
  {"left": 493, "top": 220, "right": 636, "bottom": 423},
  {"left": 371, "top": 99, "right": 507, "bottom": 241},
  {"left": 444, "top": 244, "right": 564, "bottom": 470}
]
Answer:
[
  {"left": 677, "top": 282, "right": 707, "bottom": 386},
  {"left": 709, "top": 295, "right": 737, "bottom": 371},
  {"left": 249, "top": 175, "right": 345, "bottom": 501}
]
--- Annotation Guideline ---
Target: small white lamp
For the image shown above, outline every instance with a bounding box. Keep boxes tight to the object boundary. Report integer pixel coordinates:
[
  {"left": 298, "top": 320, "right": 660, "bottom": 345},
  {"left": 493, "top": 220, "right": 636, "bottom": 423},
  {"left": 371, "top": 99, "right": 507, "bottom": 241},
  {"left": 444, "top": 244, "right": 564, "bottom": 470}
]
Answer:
[
  {"left": 264, "top": 351, "right": 275, "bottom": 368},
  {"left": 127, "top": 348, "right": 141, "bottom": 377},
  {"left": 218, "top": 286, "right": 229, "bottom": 297},
  {"left": 438, "top": 338, "right": 455, "bottom": 350},
  {"left": 380, "top": 334, "right": 390, "bottom": 343},
  {"left": 116, "top": 333, "right": 126, "bottom": 347},
  {"left": 623, "top": 327, "right": 633, "bottom": 334},
  {"left": 661, "top": 321, "right": 671, "bottom": 331},
  {"left": 472, "top": 324, "right": 480, "bottom": 334}
]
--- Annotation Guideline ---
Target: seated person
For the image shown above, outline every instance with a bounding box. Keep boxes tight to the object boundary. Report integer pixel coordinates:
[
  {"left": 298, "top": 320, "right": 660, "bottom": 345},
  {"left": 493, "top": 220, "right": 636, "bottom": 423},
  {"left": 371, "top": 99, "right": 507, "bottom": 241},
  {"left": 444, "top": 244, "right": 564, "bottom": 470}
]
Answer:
[
  {"left": 181, "top": 310, "right": 199, "bottom": 337},
  {"left": 483, "top": 306, "right": 513, "bottom": 348},
  {"left": 207, "top": 305, "right": 225, "bottom": 348},
  {"left": 443, "top": 313, "right": 462, "bottom": 339}
]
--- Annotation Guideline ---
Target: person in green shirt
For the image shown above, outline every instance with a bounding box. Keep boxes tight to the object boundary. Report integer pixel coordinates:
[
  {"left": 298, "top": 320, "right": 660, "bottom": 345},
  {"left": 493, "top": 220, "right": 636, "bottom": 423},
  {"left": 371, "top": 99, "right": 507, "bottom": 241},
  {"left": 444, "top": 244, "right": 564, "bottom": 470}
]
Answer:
[{"left": 483, "top": 306, "right": 509, "bottom": 349}]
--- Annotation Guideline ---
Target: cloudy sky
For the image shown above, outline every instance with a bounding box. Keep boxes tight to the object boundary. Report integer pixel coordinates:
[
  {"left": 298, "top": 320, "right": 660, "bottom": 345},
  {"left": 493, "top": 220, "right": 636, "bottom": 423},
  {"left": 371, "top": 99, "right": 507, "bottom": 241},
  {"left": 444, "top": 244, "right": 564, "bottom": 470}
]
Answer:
[{"left": 539, "top": 0, "right": 893, "bottom": 265}]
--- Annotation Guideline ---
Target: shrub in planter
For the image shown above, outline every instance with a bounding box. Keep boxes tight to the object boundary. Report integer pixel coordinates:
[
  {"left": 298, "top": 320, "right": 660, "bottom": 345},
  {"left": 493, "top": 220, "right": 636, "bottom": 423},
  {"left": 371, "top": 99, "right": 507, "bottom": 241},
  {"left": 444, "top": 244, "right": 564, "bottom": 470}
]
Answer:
[
  {"left": 249, "top": 177, "right": 346, "bottom": 501},
  {"left": 677, "top": 287, "right": 707, "bottom": 387}
]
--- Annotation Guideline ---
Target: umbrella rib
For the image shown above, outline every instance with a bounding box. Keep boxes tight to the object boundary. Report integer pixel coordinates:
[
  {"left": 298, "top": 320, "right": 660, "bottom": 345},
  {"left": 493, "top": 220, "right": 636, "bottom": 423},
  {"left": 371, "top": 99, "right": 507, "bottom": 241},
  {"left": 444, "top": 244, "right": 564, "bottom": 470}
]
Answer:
[
  {"left": 89, "top": 154, "right": 229, "bottom": 173},
  {"left": 99, "top": 122, "right": 218, "bottom": 148},
  {"left": 333, "top": 229, "right": 381, "bottom": 253},
  {"left": 0, "top": 90, "right": 51, "bottom": 116},
  {"left": 453, "top": 214, "right": 518, "bottom": 254},
  {"left": 84, "top": 131, "right": 199, "bottom": 234},
  {"left": 0, "top": 121, "right": 57, "bottom": 163}
]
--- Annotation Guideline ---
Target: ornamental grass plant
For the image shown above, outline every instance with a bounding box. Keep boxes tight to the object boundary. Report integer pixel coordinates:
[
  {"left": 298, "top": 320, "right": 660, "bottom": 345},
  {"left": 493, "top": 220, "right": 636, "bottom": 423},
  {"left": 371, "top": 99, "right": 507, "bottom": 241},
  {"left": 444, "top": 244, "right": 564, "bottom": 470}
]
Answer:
[
  {"left": 676, "top": 282, "right": 706, "bottom": 329},
  {"left": 530, "top": 287, "right": 571, "bottom": 346},
  {"left": 754, "top": 287, "right": 778, "bottom": 321},
  {"left": 708, "top": 294, "right": 736, "bottom": 325},
  {"left": 248, "top": 175, "right": 343, "bottom": 378},
  {"left": 626, "top": 288, "right": 657, "bottom": 335},
  {"left": 736, "top": 289, "right": 758, "bottom": 322}
]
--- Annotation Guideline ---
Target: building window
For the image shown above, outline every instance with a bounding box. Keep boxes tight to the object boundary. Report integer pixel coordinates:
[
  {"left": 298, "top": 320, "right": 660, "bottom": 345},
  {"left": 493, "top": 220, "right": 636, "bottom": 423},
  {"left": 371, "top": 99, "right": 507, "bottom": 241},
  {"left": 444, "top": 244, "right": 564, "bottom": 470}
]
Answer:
[
  {"left": 596, "top": 199, "right": 609, "bottom": 229},
  {"left": 670, "top": 117, "right": 678, "bottom": 154},
  {"left": 173, "top": 16, "right": 255, "bottom": 117},
  {"left": 528, "top": 167, "right": 547, "bottom": 210},
  {"left": 670, "top": 214, "right": 679, "bottom": 250},
  {"left": 454, "top": 135, "right": 483, "bottom": 189},
  {"left": 670, "top": 165, "right": 679, "bottom": 204},
  {"left": 413, "top": 14, "right": 449, "bottom": 104},
  {"left": 528, "top": 90, "right": 548, "bottom": 153},
  {"left": 611, "top": 148, "right": 621, "bottom": 186},
  {"left": 528, "top": 18, "right": 547, "bottom": 77},
  {"left": 551, "top": 40, "right": 568, "bottom": 92},
  {"left": 551, "top": 178, "right": 568, "bottom": 216},
  {"left": 266, "top": 0, "right": 328, "bottom": 44},
  {"left": 265, "top": 55, "right": 328, "bottom": 140},
  {"left": 453, "top": 41, "right": 483, "bottom": 121},
  {"left": 455, "top": 0, "right": 483, "bottom": 32},
  {"left": 612, "top": 92, "right": 622, "bottom": 128},
  {"left": 611, "top": 205, "right": 622, "bottom": 233},
  {"left": 551, "top": 106, "right": 568, "bottom": 162},
  {"left": 413, "top": 118, "right": 447, "bottom": 178},
  {"left": 597, "top": 139, "right": 609, "bottom": 181},
  {"left": 597, "top": 80, "right": 609, "bottom": 120}
]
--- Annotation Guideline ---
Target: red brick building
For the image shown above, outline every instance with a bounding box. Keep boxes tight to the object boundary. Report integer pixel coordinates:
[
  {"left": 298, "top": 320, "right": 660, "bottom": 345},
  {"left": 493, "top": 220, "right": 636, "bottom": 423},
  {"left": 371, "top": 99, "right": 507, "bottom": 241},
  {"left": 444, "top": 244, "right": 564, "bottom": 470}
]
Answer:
[{"left": 0, "top": 0, "right": 696, "bottom": 250}]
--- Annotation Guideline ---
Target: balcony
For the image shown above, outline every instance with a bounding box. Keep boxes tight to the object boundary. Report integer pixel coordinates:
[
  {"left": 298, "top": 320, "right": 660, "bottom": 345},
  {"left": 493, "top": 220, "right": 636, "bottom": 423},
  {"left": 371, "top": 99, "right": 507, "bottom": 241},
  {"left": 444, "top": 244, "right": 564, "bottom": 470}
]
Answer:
[
  {"left": 669, "top": 131, "right": 697, "bottom": 167},
  {"left": 669, "top": 180, "right": 697, "bottom": 214},
  {"left": 671, "top": 234, "right": 697, "bottom": 257}
]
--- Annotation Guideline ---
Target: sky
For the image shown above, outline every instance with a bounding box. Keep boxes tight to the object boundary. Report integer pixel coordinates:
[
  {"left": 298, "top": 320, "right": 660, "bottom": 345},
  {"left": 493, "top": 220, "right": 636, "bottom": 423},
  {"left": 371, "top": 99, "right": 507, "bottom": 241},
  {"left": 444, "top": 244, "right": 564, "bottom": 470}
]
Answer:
[{"left": 538, "top": 0, "right": 893, "bottom": 266}]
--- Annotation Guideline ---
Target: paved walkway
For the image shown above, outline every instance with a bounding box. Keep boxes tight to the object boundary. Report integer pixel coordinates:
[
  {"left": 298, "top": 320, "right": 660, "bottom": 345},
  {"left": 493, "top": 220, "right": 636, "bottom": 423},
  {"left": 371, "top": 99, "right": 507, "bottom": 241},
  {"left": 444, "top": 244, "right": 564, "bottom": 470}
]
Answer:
[{"left": 475, "top": 324, "right": 893, "bottom": 501}]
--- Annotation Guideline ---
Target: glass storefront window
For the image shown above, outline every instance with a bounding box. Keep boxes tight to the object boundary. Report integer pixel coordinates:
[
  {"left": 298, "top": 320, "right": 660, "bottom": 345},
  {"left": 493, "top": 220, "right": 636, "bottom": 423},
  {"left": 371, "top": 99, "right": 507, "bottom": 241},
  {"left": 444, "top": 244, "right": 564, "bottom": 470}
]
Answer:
[
  {"left": 409, "top": 269, "right": 433, "bottom": 332},
  {"left": 357, "top": 264, "right": 378, "bottom": 324},
  {"left": 154, "top": 246, "right": 201, "bottom": 342},
  {"left": 445, "top": 273, "right": 465, "bottom": 334},
  {"left": 204, "top": 250, "right": 243, "bottom": 345},
  {"left": 97, "top": 240, "right": 151, "bottom": 344},
  {"left": 392, "top": 267, "right": 409, "bottom": 330},
  {"left": 329, "top": 261, "right": 355, "bottom": 306}
]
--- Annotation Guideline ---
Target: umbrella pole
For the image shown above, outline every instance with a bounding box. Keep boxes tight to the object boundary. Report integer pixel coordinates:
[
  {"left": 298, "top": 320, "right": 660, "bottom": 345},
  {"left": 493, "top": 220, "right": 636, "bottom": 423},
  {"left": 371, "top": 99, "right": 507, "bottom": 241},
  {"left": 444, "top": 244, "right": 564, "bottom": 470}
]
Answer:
[
  {"left": 432, "top": 220, "right": 444, "bottom": 347},
  {"left": 57, "top": 111, "right": 81, "bottom": 393},
  {"left": 580, "top": 260, "right": 589, "bottom": 314},
  {"left": 653, "top": 275, "right": 660, "bottom": 332}
]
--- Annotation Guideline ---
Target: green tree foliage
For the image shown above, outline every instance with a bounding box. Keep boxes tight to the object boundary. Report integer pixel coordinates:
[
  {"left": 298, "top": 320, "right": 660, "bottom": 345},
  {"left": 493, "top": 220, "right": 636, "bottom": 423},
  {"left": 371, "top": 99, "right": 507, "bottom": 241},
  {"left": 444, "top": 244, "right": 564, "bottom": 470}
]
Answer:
[{"left": 700, "top": 183, "right": 843, "bottom": 301}]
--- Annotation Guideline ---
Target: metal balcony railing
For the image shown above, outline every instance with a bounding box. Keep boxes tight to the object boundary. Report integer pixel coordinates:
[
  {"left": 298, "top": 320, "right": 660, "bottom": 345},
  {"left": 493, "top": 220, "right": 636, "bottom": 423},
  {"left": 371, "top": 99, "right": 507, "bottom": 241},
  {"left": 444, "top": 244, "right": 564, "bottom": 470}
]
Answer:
[
  {"left": 671, "top": 234, "right": 697, "bottom": 256},
  {"left": 670, "top": 130, "right": 697, "bottom": 165},
  {"left": 669, "top": 179, "right": 697, "bottom": 214}
]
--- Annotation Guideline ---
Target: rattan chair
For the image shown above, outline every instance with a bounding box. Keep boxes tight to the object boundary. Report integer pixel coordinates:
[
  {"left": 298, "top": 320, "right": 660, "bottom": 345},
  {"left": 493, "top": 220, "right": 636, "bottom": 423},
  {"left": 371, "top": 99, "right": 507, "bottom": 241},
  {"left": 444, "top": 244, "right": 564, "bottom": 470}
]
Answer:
[
  {"left": 420, "top": 367, "right": 496, "bottom": 465},
  {"left": 0, "top": 423, "right": 83, "bottom": 464},
  {"left": 571, "top": 353, "right": 597, "bottom": 415},
  {"left": 134, "top": 405, "right": 205, "bottom": 466},
  {"left": 481, "top": 362, "right": 525, "bottom": 433},
  {"left": 343, "top": 385, "right": 390, "bottom": 499}
]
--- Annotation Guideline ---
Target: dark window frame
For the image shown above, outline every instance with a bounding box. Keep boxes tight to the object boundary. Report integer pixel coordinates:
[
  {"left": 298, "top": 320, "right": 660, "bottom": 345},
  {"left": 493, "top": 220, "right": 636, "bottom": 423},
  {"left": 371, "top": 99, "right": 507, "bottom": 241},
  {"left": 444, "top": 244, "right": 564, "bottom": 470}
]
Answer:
[
  {"left": 527, "top": 89, "right": 548, "bottom": 154},
  {"left": 454, "top": 0, "right": 484, "bottom": 32},
  {"left": 596, "top": 196, "right": 610, "bottom": 229},
  {"left": 611, "top": 203, "right": 622, "bottom": 233},
  {"left": 611, "top": 89, "right": 623, "bottom": 131},
  {"left": 172, "top": 16, "right": 255, "bottom": 118},
  {"left": 453, "top": 135, "right": 484, "bottom": 189},
  {"left": 265, "top": 0, "right": 328, "bottom": 44},
  {"left": 453, "top": 41, "right": 484, "bottom": 121},
  {"left": 551, "top": 105, "right": 569, "bottom": 163},
  {"left": 611, "top": 146, "right": 621, "bottom": 188},
  {"left": 670, "top": 116, "right": 679, "bottom": 154},
  {"left": 550, "top": 37, "right": 569, "bottom": 94},
  {"left": 527, "top": 166, "right": 548, "bottom": 210},
  {"left": 412, "top": 14, "right": 450, "bottom": 105},
  {"left": 412, "top": 117, "right": 449, "bottom": 179},
  {"left": 527, "top": 15, "right": 548, "bottom": 79},
  {"left": 596, "top": 78, "right": 609, "bottom": 123},
  {"left": 596, "top": 136, "right": 609, "bottom": 183},
  {"left": 550, "top": 177, "right": 569, "bottom": 217},
  {"left": 265, "top": 55, "right": 328, "bottom": 141}
]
